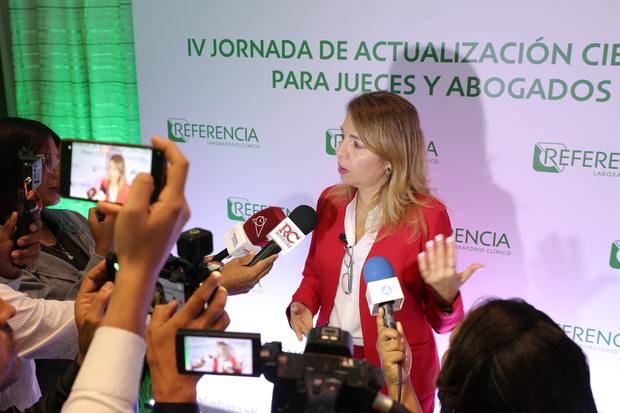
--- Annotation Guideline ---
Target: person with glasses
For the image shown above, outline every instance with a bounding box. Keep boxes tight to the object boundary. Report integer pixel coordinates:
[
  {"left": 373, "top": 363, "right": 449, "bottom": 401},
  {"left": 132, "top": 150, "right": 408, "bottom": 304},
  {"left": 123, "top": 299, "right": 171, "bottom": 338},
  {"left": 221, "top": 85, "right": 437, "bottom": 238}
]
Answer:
[
  {"left": 0, "top": 117, "right": 116, "bottom": 407},
  {"left": 286, "top": 92, "right": 481, "bottom": 413}
]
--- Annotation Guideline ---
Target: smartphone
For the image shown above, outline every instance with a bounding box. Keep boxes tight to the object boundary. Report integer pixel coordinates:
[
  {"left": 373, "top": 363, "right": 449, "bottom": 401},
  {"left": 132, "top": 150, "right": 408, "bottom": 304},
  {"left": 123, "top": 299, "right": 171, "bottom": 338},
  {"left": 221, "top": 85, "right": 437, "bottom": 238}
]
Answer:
[
  {"left": 60, "top": 139, "right": 165, "bottom": 204},
  {"left": 176, "top": 330, "right": 261, "bottom": 377}
]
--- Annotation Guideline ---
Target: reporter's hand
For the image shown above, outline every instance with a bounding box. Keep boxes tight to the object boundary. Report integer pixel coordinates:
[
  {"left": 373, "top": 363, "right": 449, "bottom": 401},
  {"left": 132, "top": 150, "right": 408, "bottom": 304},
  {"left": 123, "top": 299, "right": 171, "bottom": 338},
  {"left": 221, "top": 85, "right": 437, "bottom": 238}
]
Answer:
[
  {"left": 97, "top": 136, "right": 190, "bottom": 335},
  {"left": 146, "top": 273, "right": 229, "bottom": 403},
  {"left": 99, "top": 137, "right": 190, "bottom": 283},
  {"left": 289, "top": 301, "right": 312, "bottom": 341},
  {"left": 0, "top": 212, "right": 42, "bottom": 278},
  {"left": 74, "top": 261, "right": 114, "bottom": 365},
  {"left": 375, "top": 308, "right": 411, "bottom": 391},
  {"left": 87, "top": 206, "right": 117, "bottom": 256},
  {"left": 418, "top": 234, "right": 483, "bottom": 305},
  {"left": 205, "top": 254, "right": 277, "bottom": 295}
]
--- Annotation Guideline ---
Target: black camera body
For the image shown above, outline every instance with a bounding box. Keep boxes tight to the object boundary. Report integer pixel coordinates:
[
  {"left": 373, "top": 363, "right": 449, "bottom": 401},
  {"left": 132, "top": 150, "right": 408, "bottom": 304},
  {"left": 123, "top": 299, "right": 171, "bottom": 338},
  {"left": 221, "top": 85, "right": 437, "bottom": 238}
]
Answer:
[
  {"left": 266, "top": 327, "right": 384, "bottom": 413},
  {"left": 106, "top": 227, "right": 214, "bottom": 306},
  {"left": 176, "top": 326, "right": 386, "bottom": 413},
  {"left": 14, "top": 148, "right": 43, "bottom": 256}
]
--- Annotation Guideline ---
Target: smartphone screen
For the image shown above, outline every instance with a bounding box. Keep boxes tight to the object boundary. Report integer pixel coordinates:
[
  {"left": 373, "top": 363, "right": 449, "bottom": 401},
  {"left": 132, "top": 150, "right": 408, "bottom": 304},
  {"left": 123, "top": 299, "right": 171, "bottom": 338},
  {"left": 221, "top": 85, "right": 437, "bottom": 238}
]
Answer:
[
  {"left": 176, "top": 330, "right": 261, "bottom": 377},
  {"left": 60, "top": 140, "right": 164, "bottom": 204}
]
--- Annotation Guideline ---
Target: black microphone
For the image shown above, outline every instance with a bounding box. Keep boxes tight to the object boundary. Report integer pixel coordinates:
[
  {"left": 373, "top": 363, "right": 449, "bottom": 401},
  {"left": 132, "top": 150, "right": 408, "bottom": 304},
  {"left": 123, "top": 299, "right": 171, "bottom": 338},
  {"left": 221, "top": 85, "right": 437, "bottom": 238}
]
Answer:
[
  {"left": 246, "top": 205, "right": 318, "bottom": 266},
  {"left": 338, "top": 233, "right": 347, "bottom": 244}
]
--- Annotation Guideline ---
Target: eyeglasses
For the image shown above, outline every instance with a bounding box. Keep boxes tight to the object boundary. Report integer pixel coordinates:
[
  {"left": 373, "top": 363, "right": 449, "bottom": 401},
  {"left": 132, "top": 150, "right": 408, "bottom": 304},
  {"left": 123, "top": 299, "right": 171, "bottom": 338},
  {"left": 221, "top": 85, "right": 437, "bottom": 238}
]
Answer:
[
  {"left": 39, "top": 154, "right": 60, "bottom": 172},
  {"left": 341, "top": 244, "right": 354, "bottom": 295}
]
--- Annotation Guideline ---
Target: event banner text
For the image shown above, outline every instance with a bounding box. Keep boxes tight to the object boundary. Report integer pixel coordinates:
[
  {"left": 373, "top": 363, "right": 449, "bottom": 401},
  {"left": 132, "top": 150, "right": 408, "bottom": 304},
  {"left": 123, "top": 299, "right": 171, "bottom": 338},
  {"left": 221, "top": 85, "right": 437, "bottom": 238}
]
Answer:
[{"left": 185, "top": 38, "right": 619, "bottom": 102}]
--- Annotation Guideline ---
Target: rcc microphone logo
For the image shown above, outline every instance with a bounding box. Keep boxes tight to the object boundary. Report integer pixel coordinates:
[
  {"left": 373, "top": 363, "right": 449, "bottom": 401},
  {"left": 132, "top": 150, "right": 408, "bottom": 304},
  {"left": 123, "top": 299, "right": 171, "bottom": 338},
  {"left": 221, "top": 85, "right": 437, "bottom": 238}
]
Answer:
[{"left": 277, "top": 223, "right": 301, "bottom": 245}]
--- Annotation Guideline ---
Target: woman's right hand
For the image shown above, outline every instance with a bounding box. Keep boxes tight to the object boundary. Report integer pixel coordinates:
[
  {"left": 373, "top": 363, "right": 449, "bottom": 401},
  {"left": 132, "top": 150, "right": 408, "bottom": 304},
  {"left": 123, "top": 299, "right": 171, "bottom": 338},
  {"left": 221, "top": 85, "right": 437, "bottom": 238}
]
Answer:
[{"left": 289, "top": 301, "right": 312, "bottom": 341}]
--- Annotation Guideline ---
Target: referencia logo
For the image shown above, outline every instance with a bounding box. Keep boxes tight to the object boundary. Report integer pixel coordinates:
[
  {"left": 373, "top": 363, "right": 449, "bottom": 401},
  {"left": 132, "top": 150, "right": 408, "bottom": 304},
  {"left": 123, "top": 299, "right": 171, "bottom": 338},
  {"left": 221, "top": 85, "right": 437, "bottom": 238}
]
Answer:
[
  {"left": 167, "top": 118, "right": 261, "bottom": 149},
  {"left": 325, "top": 129, "right": 343, "bottom": 155},
  {"left": 454, "top": 227, "right": 511, "bottom": 257},
  {"left": 325, "top": 128, "right": 439, "bottom": 163},
  {"left": 561, "top": 323, "right": 619, "bottom": 355},
  {"left": 227, "top": 197, "right": 291, "bottom": 222},
  {"left": 610, "top": 241, "right": 620, "bottom": 269},
  {"left": 533, "top": 141, "right": 620, "bottom": 177}
]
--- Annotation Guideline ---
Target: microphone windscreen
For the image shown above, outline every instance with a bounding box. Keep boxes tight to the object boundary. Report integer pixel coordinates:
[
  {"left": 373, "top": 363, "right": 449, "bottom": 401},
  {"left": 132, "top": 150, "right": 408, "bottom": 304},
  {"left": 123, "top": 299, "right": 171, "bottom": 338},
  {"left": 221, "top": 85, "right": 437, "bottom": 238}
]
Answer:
[
  {"left": 242, "top": 206, "right": 286, "bottom": 246},
  {"left": 288, "top": 205, "right": 318, "bottom": 235},
  {"left": 363, "top": 256, "right": 395, "bottom": 283}
]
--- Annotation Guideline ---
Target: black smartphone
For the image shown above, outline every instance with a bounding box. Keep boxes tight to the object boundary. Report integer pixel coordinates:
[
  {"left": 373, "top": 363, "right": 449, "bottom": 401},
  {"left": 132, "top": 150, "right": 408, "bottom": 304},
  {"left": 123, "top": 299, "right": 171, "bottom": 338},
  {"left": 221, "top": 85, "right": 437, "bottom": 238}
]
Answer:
[
  {"left": 13, "top": 149, "right": 43, "bottom": 254},
  {"left": 60, "top": 139, "right": 165, "bottom": 204},
  {"left": 176, "top": 330, "right": 261, "bottom": 377}
]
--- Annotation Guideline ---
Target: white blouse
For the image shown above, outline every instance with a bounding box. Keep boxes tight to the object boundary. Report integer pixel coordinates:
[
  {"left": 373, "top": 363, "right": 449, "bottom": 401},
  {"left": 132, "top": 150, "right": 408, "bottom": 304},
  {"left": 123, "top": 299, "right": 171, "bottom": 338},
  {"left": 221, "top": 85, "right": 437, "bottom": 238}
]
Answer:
[{"left": 328, "top": 194, "right": 380, "bottom": 346}]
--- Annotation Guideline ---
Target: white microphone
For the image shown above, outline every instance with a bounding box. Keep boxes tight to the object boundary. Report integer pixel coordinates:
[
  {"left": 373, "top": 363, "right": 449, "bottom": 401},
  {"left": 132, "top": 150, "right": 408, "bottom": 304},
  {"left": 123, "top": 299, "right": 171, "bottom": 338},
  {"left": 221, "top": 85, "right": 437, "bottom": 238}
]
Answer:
[
  {"left": 224, "top": 223, "right": 260, "bottom": 258},
  {"left": 363, "top": 256, "right": 404, "bottom": 328}
]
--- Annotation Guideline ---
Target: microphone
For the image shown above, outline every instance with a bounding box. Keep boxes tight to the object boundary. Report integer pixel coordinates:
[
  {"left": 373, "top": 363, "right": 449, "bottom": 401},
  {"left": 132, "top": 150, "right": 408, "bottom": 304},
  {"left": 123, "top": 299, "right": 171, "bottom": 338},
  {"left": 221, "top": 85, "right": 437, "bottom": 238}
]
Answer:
[
  {"left": 363, "top": 256, "right": 406, "bottom": 404},
  {"left": 247, "top": 205, "right": 318, "bottom": 266},
  {"left": 362, "top": 256, "right": 404, "bottom": 328},
  {"left": 212, "top": 207, "right": 286, "bottom": 262}
]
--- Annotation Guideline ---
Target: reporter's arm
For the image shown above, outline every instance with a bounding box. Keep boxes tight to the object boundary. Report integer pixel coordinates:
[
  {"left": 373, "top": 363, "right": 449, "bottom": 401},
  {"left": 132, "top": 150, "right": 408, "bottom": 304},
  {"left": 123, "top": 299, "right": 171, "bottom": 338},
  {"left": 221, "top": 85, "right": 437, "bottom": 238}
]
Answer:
[
  {"left": 375, "top": 309, "right": 422, "bottom": 413},
  {"left": 213, "top": 254, "right": 277, "bottom": 295},
  {"left": 147, "top": 273, "right": 229, "bottom": 405},
  {"left": 1, "top": 284, "right": 77, "bottom": 360},
  {"left": 63, "top": 137, "right": 191, "bottom": 412},
  {"left": 61, "top": 327, "right": 145, "bottom": 413}
]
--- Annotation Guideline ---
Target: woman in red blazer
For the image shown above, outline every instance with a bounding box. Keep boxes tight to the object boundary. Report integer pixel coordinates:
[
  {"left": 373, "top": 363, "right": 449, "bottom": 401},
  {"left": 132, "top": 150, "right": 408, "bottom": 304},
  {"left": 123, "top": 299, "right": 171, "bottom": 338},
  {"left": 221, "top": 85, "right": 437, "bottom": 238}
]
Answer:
[
  {"left": 287, "top": 91, "right": 480, "bottom": 413},
  {"left": 99, "top": 154, "right": 131, "bottom": 204}
]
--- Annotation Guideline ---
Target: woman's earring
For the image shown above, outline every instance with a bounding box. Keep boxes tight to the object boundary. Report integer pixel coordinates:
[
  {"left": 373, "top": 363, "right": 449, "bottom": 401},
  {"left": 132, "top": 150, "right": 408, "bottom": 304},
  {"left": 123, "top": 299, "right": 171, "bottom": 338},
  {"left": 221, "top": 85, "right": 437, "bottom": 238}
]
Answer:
[{"left": 385, "top": 167, "right": 392, "bottom": 177}]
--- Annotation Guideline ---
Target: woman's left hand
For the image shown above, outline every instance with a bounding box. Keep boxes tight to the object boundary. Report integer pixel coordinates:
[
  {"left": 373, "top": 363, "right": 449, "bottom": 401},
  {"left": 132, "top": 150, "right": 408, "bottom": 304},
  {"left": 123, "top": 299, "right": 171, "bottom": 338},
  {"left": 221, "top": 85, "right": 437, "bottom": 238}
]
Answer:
[
  {"left": 88, "top": 205, "right": 119, "bottom": 256},
  {"left": 418, "top": 234, "right": 483, "bottom": 305}
]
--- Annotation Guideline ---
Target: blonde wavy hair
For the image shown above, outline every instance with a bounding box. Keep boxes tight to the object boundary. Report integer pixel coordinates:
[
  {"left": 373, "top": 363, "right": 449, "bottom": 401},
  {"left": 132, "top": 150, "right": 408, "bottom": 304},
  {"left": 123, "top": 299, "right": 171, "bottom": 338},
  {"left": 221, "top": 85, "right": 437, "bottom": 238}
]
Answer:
[{"left": 330, "top": 91, "right": 433, "bottom": 239}]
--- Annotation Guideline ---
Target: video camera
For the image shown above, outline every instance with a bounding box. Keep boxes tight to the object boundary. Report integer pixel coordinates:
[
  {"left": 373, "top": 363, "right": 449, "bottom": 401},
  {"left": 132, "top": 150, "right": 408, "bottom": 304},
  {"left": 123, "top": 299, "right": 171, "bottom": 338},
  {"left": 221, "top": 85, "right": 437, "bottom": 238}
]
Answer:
[
  {"left": 176, "top": 326, "right": 411, "bottom": 413},
  {"left": 106, "top": 227, "right": 218, "bottom": 307}
]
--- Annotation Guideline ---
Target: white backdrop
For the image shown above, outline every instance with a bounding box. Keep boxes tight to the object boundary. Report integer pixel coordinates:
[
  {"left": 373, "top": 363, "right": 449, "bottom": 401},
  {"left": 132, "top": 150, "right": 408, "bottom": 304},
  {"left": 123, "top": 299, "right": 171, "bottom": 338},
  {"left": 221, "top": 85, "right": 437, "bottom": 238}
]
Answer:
[{"left": 133, "top": 1, "right": 619, "bottom": 411}]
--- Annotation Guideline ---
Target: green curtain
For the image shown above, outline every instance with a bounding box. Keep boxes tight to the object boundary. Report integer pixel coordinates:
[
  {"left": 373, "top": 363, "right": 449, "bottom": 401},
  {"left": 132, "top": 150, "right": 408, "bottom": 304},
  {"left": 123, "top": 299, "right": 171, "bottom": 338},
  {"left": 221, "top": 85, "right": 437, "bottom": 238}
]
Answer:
[
  {"left": 8, "top": 0, "right": 140, "bottom": 215},
  {"left": 7, "top": 2, "right": 152, "bottom": 408}
]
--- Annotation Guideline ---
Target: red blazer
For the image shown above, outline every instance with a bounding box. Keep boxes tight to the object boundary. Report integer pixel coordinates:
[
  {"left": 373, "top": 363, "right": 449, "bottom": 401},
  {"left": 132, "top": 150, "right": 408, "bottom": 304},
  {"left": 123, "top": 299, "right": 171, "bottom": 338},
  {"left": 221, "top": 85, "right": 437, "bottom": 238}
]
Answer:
[
  {"left": 213, "top": 355, "right": 242, "bottom": 374},
  {"left": 288, "top": 187, "right": 464, "bottom": 402},
  {"left": 100, "top": 179, "right": 131, "bottom": 204}
]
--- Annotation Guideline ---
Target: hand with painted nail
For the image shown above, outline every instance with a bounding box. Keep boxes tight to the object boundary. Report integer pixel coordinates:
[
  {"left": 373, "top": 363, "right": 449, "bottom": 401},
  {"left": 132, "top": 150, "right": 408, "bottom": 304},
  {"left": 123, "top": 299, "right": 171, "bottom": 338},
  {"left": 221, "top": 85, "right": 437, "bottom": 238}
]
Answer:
[{"left": 418, "top": 234, "right": 483, "bottom": 305}]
